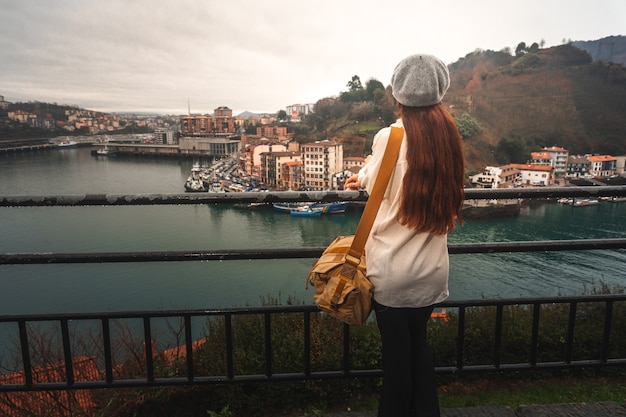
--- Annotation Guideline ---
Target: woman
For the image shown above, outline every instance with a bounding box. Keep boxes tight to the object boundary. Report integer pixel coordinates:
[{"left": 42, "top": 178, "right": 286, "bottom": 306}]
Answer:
[{"left": 344, "top": 54, "right": 465, "bottom": 417}]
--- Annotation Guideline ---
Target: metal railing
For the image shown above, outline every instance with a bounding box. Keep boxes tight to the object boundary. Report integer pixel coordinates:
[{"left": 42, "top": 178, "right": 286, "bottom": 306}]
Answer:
[{"left": 1, "top": 186, "right": 626, "bottom": 393}]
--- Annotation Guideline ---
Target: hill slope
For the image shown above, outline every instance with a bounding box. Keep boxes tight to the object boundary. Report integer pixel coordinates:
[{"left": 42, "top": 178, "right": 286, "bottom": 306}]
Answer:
[{"left": 442, "top": 44, "right": 626, "bottom": 171}]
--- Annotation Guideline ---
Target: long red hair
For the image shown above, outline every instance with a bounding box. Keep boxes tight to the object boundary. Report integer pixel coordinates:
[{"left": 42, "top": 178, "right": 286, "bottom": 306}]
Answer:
[{"left": 398, "top": 103, "right": 465, "bottom": 234}]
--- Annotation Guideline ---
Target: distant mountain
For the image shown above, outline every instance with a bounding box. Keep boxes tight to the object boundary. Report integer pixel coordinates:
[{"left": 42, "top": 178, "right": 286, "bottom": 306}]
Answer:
[
  {"left": 236, "top": 111, "right": 260, "bottom": 119},
  {"left": 571, "top": 35, "right": 626, "bottom": 66}
]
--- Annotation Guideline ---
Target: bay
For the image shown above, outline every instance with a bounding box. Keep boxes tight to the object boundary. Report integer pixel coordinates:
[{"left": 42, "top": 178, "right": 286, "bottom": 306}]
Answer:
[{"left": 1, "top": 147, "right": 625, "bottom": 315}]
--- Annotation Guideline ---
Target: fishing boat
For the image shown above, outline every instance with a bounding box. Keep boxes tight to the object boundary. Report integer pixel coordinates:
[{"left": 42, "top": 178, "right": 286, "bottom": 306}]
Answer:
[
  {"left": 290, "top": 206, "right": 323, "bottom": 217},
  {"left": 272, "top": 202, "right": 308, "bottom": 213},
  {"left": 184, "top": 163, "right": 207, "bottom": 192},
  {"left": 311, "top": 201, "right": 348, "bottom": 214}
]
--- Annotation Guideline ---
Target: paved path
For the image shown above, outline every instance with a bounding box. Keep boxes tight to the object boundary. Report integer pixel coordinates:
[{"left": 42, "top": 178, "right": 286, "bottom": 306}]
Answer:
[{"left": 305, "top": 401, "right": 626, "bottom": 417}]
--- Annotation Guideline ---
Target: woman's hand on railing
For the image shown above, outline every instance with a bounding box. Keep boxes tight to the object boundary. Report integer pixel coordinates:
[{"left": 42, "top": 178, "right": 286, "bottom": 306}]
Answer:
[{"left": 344, "top": 174, "right": 360, "bottom": 190}]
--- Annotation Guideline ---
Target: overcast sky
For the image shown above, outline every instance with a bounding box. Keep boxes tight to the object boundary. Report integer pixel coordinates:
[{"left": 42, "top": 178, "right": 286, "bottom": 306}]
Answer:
[{"left": 1, "top": 0, "right": 624, "bottom": 115}]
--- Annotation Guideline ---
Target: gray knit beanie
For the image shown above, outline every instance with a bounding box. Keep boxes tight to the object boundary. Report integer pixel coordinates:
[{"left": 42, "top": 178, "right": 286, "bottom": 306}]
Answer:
[{"left": 391, "top": 54, "right": 450, "bottom": 107}]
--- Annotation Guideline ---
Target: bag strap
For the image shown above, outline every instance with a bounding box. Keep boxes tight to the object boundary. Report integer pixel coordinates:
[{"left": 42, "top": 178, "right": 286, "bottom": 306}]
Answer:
[{"left": 340, "top": 126, "right": 404, "bottom": 275}]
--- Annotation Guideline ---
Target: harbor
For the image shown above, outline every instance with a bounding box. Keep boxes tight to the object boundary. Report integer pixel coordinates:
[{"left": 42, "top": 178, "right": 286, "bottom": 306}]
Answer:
[{"left": 1, "top": 147, "right": 625, "bottom": 316}]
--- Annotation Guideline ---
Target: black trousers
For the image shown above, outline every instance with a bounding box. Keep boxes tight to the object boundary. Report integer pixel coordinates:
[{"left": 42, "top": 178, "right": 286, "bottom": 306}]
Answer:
[{"left": 373, "top": 300, "right": 440, "bottom": 417}]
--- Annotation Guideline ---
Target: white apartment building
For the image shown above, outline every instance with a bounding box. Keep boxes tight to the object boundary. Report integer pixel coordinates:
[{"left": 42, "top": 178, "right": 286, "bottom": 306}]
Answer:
[
  {"left": 469, "top": 165, "right": 519, "bottom": 188},
  {"left": 541, "top": 146, "right": 569, "bottom": 176},
  {"left": 301, "top": 141, "right": 343, "bottom": 190}
]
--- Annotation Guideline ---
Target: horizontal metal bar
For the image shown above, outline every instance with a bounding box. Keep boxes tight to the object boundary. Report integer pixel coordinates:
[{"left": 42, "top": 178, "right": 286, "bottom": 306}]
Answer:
[
  {"left": 2, "top": 238, "right": 625, "bottom": 265},
  {"left": 1, "top": 186, "right": 625, "bottom": 206},
  {"left": 0, "top": 191, "right": 368, "bottom": 207},
  {"left": 2, "top": 293, "right": 625, "bottom": 324}
]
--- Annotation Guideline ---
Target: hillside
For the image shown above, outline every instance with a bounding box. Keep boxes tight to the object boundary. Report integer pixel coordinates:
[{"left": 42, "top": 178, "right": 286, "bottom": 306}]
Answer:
[
  {"left": 441, "top": 43, "right": 626, "bottom": 172},
  {"left": 309, "top": 41, "right": 626, "bottom": 174}
]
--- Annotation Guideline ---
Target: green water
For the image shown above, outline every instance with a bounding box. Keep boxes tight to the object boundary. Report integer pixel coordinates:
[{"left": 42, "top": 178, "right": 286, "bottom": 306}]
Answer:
[{"left": 1, "top": 148, "right": 625, "bottom": 314}]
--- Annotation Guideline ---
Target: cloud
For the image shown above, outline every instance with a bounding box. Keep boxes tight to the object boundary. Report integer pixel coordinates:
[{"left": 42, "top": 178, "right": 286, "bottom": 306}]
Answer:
[{"left": 1, "top": 0, "right": 624, "bottom": 114}]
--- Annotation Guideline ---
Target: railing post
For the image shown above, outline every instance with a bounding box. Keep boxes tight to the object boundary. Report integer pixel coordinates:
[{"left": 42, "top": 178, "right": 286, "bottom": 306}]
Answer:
[
  {"left": 143, "top": 317, "right": 154, "bottom": 382},
  {"left": 225, "top": 313, "right": 234, "bottom": 379},
  {"left": 565, "top": 302, "right": 577, "bottom": 364},
  {"left": 303, "top": 311, "right": 311, "bottom": 376},
  {"left": 102, "top": 318, "right": 113, "bottom": 384},
  {"left": 529, "top": 303, "right": 541, "bottom": 366},
  {"left": 456, "top": 307, "right": 466, "bottom": 372},
  {"left": 494, "top": 304, "right": 503, "bottom": 369},
  {"left": 184, "top": 315, "right": 194, "bottom": 381},
  {"left": 265, "top": 312, "right": 272, "bottom": 378},
  {"left": 18, "top": 320, "right": 33, "bottom": 387},
  {"left": 601, "top": 300, "right": 614, "bottom": 363},
  {"left": 60, "top": 319, "right": 74, "bottom": 386}
]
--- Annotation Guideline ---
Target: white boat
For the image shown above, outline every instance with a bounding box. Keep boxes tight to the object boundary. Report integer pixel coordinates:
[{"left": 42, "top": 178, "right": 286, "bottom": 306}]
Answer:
[
  {"left": 184, "top": 163, "right": 207, "bottom": 192},
  {"left": 571, "top": 198, "right": 600, "bottom": 207},
  {"left": 94, "top": 145, "right": 116, "bottom": 157},
  {"left": 56, "top": 138, "right": 78, "bottom": 148}
]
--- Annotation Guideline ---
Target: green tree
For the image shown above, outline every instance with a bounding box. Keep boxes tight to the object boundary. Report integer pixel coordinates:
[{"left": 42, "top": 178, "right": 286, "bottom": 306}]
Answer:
[
  {"left": 347, "top": 75, "right": 363, "bottom": 92},
  {"left": 515, "top": 42, "right": 527, "bottom": 57},
  {"left": 454, "top": 113, "right": 481, "bottom": 139},
  {"left": 364, "top": 78, "right": 385, "bottom": 102},
  {"left": 495, "top": 133, "right": 532, "bottom": 164}
]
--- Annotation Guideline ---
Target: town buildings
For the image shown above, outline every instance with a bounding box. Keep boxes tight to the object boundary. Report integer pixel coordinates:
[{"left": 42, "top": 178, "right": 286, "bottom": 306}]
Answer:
[
  {"left": 471, "top": 144, "right": 624, "bottom": 188},
  {"left": 300, "top": 140, "right": 344, "bottom": 190}
]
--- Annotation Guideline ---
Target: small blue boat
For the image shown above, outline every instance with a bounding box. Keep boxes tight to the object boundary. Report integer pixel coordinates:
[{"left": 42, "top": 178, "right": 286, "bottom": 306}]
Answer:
[{"left": 311, "top": 201, "right": 348, "bottom": 214}]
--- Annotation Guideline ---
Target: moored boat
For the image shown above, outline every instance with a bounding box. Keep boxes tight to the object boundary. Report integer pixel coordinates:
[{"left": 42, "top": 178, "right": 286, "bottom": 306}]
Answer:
[
  {"left": 290, "top": 206, "right": 323, "bottom": 217},
  {"left": 184, "top": 163, "right": 208, "bottom": 192},
  {"left": 56, "top": 138, "right": 78, "bottom": 148},
  {"left": 272, "top": 202, "right": 308, "bottom": 213},
  {"left": 311, "top": 201, "right": 348, "bottom": 214},
  {"left": 571, "top": 198, "right": 600, "bottom": 207}
]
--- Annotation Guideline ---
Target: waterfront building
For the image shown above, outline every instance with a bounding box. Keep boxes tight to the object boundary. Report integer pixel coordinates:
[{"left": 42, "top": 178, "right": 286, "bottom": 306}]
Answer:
[
  {"left": 213, "top": 106, "right": 235, "bottom": 134},
  {"left": 567, "top": 155, "right": 592, "bottom": 177},
  {"left": 248, "top": 142, "right": 287, "bottom": 180},
  {"left": 510, "top": 163, "right": 554, "bottom": 186},
  {"left": 615, "top": 155, "right": 626, "bottom": 175},
  {"left": 588, "top": 155, "right": 617, "bottom": 177},
  {"left": 301, "top": 140, "right": 344, "bottom": 190},
  {"left": 530, "top": 151, "right": 552, "bottom": 166},
  {"left": 281, "top": 161, "right": 303, "bottom": 190},
  {"left": 470, "top": 165, "right": 520, "bottom": 188},
  {"left": 180, "top": 115, "right": 213, "bottom": 136},
  {"left": 260, "top": 151, "right": 301, "bottom": 189},
  {"left": 541, "top": 146, "right": 569, "bottom": 176},
  {"left": 178, "top": 136, "right": 240, "bottom": 158},
  {"left": 180, "top": 107, "right": 237, "bottom": 137},
  {"left": 154, "top": 128, "right": 176, "bottom": 145}
]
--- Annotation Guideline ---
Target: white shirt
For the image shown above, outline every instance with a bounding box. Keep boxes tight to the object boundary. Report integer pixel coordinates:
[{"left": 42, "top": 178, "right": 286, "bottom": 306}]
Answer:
[{"left": 357, "top": 120, "right": 449, "bottom": 308}]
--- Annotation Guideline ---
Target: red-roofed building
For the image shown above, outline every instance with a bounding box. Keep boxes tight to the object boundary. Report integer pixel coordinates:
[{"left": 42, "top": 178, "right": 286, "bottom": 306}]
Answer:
[
  {"left": 0, "top": 356, "right": 99, "bottom": 416},
  {"left": 510, "top": 163, "right": 554, "bottom": 186},
  {"left": 588, "top": 155, "right": 617, "bottom": 177}
]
